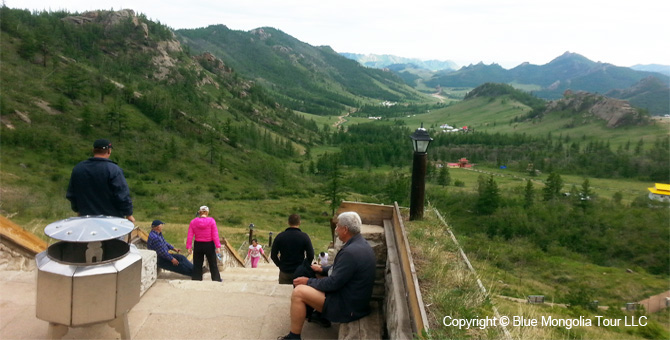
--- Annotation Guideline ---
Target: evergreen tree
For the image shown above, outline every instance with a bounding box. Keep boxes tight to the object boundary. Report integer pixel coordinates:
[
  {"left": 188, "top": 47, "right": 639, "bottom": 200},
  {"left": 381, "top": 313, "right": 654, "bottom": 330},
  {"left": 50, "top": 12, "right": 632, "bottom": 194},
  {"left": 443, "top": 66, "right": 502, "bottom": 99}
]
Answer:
[
  {"left": 577, "top": 178, "right": 594, "bottom": 210},
  {"left": 476, "top": 175, "right": 500, "bottom": 215},
  {"left": 635, "top": 138, "right": 644, "bottom": 154},
  {"left": 207, "top": 130, "right": 218, "bottom": 164},
  {"left": 437, "top": 166, "right": 451, "bottom": 186},
  {"left": 78, "top": 105, "right": 94, "bottom": 136},
  {"left": 323, "top": 160, "right": 344, "bottom": 216},
  {"left": 382, "top": 171, "right": 410, "bottom": 206},
  {"left": 543, "top": 172, "right": 563, "bottom": 201},
  {"left": 523, "top": 179, "right": 534, "bottom": 209}
]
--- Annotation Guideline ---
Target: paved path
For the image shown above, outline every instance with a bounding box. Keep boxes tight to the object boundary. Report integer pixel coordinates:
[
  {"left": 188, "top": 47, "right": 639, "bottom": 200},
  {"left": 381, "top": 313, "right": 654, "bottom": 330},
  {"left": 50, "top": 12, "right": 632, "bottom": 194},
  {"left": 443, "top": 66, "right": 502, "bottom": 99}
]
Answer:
[{"left": 0, "top": 263, "right": 339, "bottom": 339}]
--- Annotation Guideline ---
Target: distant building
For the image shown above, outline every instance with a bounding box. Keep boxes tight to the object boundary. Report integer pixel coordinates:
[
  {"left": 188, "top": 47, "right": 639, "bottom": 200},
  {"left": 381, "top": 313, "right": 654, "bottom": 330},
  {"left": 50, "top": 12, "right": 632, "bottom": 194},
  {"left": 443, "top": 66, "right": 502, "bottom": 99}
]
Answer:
[
  {"left": 648, "top": 183, "right": 670, "bottom": 202},
  {"left": 458, "top": 158, "right": 474, "bottom": 168}
]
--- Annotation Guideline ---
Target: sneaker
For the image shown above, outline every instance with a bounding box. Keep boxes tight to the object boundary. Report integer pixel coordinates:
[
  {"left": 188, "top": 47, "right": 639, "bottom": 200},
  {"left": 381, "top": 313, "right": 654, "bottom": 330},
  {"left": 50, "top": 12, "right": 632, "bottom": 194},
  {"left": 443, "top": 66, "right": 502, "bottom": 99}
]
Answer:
[{"left": 277, "top": 333, "right": 301, "bottom": 340}]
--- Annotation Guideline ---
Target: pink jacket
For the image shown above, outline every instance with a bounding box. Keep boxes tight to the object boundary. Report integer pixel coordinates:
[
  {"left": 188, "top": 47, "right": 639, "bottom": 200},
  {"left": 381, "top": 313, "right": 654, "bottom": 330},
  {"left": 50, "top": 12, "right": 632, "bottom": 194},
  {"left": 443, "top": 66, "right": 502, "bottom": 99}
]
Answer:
[{"left": 187, "top": 216, "right": 221, "bottom": 249}]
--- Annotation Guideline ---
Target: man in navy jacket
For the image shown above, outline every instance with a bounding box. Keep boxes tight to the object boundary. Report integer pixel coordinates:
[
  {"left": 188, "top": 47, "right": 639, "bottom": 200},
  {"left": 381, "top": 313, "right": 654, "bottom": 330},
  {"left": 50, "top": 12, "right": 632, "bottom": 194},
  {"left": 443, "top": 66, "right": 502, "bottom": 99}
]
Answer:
[
  {"left": 278, "top": 211, "right": 376, "bottom": 340},
  {"left": 66, "top": 139, "right": 134, "bottom": 223}
]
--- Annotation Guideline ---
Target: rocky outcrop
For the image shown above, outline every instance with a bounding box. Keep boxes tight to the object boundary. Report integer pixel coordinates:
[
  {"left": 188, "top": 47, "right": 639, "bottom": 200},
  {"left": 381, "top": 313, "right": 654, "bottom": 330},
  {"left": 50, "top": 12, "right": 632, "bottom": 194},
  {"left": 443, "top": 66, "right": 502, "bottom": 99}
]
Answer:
[
  {"left": 193, "top": 52, "right": 232, "bottom": 75},
  {"left": 152, "top": 40, "right": 183, "bottom": 81},
  {"left": 62, "top": 9, "right": 182, "bottom": 81},
  {"left": 62, "top": 9, "right": 148, "bottom": 39},
  {"left": 545, "top": 90, "right": 647, "bottom": 128},
  {"left": 250, "top": 28, "right": 271, "bottom": 40}
]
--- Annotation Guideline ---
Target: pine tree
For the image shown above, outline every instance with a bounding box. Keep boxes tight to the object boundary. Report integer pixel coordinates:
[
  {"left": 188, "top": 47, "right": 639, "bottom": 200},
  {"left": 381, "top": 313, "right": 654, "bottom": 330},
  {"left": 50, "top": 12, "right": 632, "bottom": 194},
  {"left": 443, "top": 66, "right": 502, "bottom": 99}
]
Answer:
[
  {"left": 523, "top": 179, "right": 534, "bottom": 209},
  {"left": 577, "top": 178, "right": 593, "bottom": 210},
  {"left": 323, "top": 161, "right": 344, "bottom": 216},
  {"left": 543, "top": 172, "right": 563, "bottom": 201},
  {"left": 476, "top": 175, "right": 500, "bottom": 215},
  {"left": 437, "top": 166, "right": 451, "bottom": 186}
]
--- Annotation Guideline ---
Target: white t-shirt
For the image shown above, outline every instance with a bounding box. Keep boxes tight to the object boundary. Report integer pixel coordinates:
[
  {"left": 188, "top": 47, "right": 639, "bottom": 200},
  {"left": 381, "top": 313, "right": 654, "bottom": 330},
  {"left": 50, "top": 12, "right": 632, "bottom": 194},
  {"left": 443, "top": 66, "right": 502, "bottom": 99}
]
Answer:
[{"left": 248, "top": 244, "right": 263, "bottom": 258}]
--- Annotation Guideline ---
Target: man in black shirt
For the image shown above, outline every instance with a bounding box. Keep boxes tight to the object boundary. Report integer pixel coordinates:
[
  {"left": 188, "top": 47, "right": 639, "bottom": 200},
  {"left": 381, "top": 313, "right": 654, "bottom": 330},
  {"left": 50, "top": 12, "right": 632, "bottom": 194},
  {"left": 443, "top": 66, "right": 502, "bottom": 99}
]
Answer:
[{"left": 271, "top": 214, "right": 314, "bottom": 285}]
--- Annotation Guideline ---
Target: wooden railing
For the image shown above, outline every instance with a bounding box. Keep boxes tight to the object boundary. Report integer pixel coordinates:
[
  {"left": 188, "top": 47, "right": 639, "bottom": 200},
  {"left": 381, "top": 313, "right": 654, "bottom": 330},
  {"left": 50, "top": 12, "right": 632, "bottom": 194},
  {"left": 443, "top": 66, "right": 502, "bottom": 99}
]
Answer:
[
  {"left": 335, "top": 201, "right": 429, "bottom": 339},
  {"left": 391, "top": 202, "right": 428, "bottom": 336}
]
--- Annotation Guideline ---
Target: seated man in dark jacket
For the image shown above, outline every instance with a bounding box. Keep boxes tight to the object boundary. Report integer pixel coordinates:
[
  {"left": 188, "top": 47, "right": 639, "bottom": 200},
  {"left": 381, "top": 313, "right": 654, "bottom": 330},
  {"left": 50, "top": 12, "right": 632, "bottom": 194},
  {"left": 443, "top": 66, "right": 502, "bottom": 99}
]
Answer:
[
  {"left": 278, "top": 212, "right": 376, "bottom": 340},
  {"left": 147, "top": 220, "right": 193, "bottom": 276}
]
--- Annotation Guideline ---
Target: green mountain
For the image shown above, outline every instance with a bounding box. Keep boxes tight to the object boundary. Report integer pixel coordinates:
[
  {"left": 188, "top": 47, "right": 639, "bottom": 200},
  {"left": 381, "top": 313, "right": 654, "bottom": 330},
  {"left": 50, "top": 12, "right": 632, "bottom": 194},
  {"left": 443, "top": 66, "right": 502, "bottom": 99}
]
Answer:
[
  {"left": 464, "top": 83, "right": 652, "bottom": 128},
  {"left": 631, "top": 64, "right": 670, "bottom": 76},
  {"left": 422, "top": 52, "right": 670, "bottom": 115},
  {"left": 175, "top": 26, "right": 428, "bottom": 116},
  {"left": 0, "top": 8, "right": 328, "bottom": 224},
  {"left": 427, "top": 62, "right": 510, "bottom": 88},
  {"left": 606, "top": 76, "right": 670, "bottom": 117}
]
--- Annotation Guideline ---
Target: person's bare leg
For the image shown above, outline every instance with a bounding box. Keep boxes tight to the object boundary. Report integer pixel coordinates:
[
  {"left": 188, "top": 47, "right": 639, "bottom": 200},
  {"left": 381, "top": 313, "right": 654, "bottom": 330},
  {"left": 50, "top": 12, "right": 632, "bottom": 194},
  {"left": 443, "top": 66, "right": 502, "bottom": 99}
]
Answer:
[{"left": 290, "top": 285, "right": 326, "bottom": 334}]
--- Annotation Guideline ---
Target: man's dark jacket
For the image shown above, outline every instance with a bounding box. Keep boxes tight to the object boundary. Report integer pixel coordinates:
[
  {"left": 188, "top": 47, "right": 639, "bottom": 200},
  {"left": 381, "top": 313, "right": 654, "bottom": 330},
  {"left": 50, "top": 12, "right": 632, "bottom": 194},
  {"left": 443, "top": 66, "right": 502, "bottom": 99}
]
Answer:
[
  {"left": 271, "top": 227, "right": 314, "bottom": 273},
  {"left": 307, "top": 233, "right": 376, "bottom": 323},
  {"left": 66, "top": 157, "right": 133, "bottom": 217}
]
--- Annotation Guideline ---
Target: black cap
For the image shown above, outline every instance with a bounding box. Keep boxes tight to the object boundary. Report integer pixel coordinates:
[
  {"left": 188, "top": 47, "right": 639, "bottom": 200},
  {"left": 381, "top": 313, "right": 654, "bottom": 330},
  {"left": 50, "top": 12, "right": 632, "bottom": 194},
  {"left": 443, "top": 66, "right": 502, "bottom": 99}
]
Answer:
[
  {"left": 151, "top": 220, "right": 164, "bottom": 227},
  {"left": 93, "top": 139, "right": 113, "bottom": 149}
]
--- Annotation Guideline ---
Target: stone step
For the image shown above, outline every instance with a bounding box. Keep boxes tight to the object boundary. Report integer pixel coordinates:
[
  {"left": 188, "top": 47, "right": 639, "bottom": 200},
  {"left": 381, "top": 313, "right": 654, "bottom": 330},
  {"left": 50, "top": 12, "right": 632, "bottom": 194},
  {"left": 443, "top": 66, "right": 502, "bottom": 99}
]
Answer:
[
  {"left": 162, "top": 278, "right": 294, "bottom": 297},
  {"left": 222, "top": 272, "right": 279, "bottom": 283},
  {"left": 0, "top": 268, "right": 339, "bottom": 339},
  {"left": 224, "top": 266, "right": 278, "bottom": 275}
]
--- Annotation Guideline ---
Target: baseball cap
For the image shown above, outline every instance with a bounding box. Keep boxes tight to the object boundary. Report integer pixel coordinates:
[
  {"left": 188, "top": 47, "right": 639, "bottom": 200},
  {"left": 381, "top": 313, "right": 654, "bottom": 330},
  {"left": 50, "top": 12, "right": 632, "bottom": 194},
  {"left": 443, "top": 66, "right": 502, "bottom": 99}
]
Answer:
[
  {"left": 151, "top": 220, "right": 164, "bottom": 227},
  {"left": 93, "top": 139, "right": 113, "bottom": 149},
  {"left": 199, "top": 206, "right": 209, "bottom": 212}
]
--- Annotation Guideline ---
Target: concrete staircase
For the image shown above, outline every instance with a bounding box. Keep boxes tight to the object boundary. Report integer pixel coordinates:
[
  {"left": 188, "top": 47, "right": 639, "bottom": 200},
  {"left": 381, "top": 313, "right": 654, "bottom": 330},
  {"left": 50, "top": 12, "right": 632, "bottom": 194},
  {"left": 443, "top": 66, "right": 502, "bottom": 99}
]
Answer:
[{"left": 0, "top": 261, "right": 339, "bottom": 339}]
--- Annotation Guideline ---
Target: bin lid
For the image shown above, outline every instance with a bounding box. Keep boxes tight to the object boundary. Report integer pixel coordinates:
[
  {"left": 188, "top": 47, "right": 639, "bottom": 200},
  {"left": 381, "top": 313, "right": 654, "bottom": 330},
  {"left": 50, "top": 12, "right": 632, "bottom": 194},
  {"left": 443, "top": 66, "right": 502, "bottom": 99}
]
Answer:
[{"left": 45, "top": 216, "right": 134, "bottom": 242}]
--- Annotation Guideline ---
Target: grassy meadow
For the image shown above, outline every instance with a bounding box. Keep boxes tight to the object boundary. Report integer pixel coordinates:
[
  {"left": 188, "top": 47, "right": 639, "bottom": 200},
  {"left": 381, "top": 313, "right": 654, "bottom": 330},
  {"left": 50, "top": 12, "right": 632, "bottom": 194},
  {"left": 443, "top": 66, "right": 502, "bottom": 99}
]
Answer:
[
  {"left": 425, "top": 165, "right": 653, "bottom": 206},
  {"left": 398, "top": 96, "right": 669, "bottom": 151}
]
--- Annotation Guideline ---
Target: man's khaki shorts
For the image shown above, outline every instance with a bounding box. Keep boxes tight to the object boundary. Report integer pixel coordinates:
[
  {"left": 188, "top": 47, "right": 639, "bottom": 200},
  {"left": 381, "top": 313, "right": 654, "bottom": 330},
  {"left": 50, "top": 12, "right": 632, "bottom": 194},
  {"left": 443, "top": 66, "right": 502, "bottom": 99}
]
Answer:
[{"left": 278, "top": 270, "right": 293, "bottom": 285}]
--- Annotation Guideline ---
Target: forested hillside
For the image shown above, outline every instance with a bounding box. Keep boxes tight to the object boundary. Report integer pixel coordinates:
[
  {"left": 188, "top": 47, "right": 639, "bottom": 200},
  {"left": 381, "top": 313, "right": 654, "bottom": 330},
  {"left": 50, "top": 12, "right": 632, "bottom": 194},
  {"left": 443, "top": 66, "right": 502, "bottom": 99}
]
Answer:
[
  {"left": 176, "top": 25, "right": 428, "bottom": 116},
  {"left": 0, "top": 7, "right": 328, "bottom": 222}
]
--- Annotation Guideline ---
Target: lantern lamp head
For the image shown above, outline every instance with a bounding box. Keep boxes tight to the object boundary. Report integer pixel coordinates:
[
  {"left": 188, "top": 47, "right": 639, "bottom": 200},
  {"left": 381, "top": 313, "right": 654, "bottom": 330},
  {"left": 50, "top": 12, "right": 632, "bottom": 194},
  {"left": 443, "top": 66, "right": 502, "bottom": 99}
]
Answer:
[{"left": 410, "top": 123, "right": 433, "bottom": 153}]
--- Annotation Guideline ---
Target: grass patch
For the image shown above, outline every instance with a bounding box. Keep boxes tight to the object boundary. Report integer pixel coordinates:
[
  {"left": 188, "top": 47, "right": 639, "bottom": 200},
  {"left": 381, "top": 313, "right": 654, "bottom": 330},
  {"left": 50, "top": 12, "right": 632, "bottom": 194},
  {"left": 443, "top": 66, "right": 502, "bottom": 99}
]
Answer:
[{"left": 406, "top": 207, "right": 670, "bottom": 339}]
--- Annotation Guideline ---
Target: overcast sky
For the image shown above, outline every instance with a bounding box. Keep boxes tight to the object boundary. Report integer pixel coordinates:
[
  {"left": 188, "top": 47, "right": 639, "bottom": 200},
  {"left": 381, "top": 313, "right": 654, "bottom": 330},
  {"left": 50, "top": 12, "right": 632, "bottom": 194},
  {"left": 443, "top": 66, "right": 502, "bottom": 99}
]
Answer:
[{"left": 11, "top": 0, "right": 669, "bottom": 69}]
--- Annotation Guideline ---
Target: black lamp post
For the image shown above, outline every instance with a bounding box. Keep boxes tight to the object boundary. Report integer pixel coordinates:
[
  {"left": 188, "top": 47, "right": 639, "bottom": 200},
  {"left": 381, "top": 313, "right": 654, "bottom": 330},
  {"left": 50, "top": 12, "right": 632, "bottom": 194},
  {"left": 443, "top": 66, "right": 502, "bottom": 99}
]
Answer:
[
  {"left": 248, "top": 223, "right": 255, "bottom": 244},
  {"left": 409, "top": 123, "right": 433, "bottom": 220}
]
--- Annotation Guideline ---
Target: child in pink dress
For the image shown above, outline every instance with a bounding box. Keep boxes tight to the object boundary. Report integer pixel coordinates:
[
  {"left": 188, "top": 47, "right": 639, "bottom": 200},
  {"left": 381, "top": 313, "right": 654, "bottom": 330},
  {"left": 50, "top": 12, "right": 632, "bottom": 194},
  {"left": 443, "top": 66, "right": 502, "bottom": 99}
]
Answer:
[{"left": 247, "top": 239, "right": 264, "bottom": 268}]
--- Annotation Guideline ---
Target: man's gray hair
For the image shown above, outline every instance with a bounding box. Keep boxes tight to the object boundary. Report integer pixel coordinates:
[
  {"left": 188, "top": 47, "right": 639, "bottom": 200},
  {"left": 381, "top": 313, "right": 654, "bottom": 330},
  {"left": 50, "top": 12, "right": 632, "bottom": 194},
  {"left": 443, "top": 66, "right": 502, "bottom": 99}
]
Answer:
[{"left": 337, "top": 211, "right": 362, "bottom": 235}]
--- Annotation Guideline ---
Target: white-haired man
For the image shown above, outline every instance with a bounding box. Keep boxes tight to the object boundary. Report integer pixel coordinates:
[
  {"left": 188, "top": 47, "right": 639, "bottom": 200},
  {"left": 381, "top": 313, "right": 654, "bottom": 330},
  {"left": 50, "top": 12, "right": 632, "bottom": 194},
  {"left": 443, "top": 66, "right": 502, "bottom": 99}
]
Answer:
[{"left": 278, "top": 212, "right": 376, "bottom": 340}]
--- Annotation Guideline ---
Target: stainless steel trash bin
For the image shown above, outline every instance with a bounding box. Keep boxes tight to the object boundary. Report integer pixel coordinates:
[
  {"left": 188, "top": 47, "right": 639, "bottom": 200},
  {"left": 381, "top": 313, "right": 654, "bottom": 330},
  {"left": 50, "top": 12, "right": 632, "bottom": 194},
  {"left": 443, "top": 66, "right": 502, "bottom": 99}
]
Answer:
[{"left": 35, "top": 216, "right": 141, "bottom": 339}]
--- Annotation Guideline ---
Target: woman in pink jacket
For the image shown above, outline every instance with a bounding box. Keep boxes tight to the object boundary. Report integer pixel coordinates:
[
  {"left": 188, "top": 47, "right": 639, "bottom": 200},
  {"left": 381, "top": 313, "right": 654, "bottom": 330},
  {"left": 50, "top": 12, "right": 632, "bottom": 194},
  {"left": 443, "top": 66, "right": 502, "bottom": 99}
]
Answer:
[{"left": 187, "top": 205, "right": 222, "bottom": 281}]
